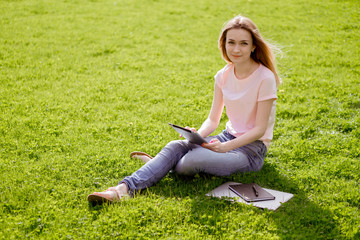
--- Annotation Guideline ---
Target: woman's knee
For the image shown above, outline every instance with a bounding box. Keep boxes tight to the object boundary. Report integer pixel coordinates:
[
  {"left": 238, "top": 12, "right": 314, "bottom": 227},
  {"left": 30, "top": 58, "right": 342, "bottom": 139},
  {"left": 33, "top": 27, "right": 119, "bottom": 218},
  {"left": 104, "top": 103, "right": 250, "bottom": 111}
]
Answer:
[
  {"left": 174, "top": 154, "right": 205, "bottom": 175},
  {"left": 165, "top": 140, "right": 187, "bottom": 150},
  {"left": 174, "top": 160, "right": 193, "bottom": 175},
  {"left": 174, "top": 158, "right": 191, "bottom": 175},
  {"left": 163, "top": 140, "right": 195, "bottom": 157}
]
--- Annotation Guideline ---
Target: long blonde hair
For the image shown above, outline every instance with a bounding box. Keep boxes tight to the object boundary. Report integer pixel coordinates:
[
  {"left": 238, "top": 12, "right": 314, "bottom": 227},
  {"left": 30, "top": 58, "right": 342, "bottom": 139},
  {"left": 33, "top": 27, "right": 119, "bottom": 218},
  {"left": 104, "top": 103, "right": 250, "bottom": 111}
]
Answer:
[{"left": 218, "top": 15, "right": 281, "bottom": 86}]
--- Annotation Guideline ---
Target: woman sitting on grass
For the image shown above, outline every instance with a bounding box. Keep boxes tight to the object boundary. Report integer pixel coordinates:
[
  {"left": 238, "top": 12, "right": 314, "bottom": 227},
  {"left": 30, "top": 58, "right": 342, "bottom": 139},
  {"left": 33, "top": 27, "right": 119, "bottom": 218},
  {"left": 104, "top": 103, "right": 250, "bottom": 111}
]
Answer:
[{"left": 87, "top": 15, "right": 281, "bottom": 205}]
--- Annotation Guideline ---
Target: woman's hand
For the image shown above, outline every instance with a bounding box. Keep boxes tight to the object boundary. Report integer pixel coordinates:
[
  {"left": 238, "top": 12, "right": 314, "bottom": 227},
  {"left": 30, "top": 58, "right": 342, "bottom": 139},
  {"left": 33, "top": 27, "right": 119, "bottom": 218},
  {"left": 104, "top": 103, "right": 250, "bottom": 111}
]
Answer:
[
  {"left": 201, "top": 138, "right": 228, "bottom": 153},
  {"left": 185, "top": 126, "right": 197, "bottom": 133},
  {"left": 179, "top": 126, "right": 197, "bottom": 138}
]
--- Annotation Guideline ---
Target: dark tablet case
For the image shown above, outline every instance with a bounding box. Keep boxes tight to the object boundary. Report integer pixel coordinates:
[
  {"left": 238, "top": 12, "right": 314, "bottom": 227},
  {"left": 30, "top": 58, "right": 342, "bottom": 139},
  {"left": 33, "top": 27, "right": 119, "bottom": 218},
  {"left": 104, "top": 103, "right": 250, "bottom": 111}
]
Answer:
[
  {"left": 228, "top": 183, "right": 276, "bottom": 202},
  {"left": 168, "top": 123, "right": 208, "bottom": 145}
]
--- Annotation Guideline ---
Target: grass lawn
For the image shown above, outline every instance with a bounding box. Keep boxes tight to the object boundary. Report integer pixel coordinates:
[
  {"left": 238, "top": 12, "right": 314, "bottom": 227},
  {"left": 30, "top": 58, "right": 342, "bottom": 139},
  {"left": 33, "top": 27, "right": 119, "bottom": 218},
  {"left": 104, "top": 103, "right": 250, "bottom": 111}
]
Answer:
[{"left": 0, "top": 0, "right": 359, "bottom": 239}]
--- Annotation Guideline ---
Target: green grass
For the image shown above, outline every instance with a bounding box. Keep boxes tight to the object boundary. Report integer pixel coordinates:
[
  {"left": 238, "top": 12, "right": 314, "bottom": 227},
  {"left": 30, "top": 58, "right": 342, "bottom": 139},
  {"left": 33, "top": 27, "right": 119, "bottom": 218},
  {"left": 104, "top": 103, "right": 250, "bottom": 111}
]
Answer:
[{"left": 0, "top": 0, "right": 359, "bottom": 239}]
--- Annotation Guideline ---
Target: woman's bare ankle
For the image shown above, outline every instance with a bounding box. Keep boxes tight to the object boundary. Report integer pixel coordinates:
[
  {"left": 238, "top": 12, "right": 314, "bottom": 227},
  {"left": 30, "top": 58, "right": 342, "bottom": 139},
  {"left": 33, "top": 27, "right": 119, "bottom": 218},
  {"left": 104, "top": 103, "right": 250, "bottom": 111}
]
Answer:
[{"left": 115, "top": 183, "right": 129, "bottom": 195}]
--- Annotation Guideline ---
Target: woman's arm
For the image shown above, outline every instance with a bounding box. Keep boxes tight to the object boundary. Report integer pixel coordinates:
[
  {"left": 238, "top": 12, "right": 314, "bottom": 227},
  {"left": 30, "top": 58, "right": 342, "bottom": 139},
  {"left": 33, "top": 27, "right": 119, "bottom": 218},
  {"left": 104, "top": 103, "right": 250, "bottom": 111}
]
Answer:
[
  {"left": 202, "top": 98, "right": 274, "bottom": 153},
  {"left": 197, "top": 84, "right": 224, "bottom": 138}
]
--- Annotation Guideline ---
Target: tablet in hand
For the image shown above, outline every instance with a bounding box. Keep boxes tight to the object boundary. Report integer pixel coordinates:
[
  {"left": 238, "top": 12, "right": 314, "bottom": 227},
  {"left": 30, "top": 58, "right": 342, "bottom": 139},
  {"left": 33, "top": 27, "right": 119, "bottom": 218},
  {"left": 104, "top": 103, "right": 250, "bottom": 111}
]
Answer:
[{"left": 168, "top": 123, "right": 208, "bottom": 145}]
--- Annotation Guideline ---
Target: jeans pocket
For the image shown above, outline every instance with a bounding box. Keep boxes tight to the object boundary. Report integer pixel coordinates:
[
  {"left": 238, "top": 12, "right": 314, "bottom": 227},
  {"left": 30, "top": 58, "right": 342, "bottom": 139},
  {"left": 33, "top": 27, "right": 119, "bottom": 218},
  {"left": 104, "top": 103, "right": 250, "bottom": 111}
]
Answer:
[{"left": 258, "top": 141, "right": 267, "bottom": 158}]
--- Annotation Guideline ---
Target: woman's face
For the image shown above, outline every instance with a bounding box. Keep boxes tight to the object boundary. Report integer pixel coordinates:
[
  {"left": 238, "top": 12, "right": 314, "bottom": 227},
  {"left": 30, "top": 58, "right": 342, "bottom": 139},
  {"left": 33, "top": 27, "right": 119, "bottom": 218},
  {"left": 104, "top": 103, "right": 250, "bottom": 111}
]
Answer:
[{"left": 225, "top": 28, "right": 255, "bottom": 64}]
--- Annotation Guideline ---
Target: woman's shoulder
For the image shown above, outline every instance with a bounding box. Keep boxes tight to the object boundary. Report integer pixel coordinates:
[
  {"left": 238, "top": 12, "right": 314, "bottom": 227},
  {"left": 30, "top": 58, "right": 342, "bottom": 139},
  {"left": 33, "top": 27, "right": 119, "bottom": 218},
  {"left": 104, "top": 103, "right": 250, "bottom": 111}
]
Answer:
[
  {"left": 258, "top": 64, "right": 275, "bottom": 79},
  {"left": 214, "top": 63, "right": 233, "bottom": 87},
  {"left": 215, "top": 63, "right": 233, "bottom": 76},
  {"left": 257, "top": 65, "right": 277, "bottom": 92}
]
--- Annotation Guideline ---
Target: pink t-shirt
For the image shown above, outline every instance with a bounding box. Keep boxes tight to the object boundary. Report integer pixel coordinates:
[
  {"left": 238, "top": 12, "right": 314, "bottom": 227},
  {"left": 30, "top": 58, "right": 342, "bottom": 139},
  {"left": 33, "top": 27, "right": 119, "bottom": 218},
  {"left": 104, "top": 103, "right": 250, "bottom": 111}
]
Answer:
[{"left": 214, "top": 63, "right": 277, "bottom": 147}]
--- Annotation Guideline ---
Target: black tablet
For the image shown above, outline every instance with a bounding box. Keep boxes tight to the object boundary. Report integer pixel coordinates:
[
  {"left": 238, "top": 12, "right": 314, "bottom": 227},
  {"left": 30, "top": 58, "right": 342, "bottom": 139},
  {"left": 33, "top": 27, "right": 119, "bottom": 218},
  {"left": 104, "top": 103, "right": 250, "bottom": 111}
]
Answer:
[{"left": 168, "top": 123, "right": 208, "bottom": 145}]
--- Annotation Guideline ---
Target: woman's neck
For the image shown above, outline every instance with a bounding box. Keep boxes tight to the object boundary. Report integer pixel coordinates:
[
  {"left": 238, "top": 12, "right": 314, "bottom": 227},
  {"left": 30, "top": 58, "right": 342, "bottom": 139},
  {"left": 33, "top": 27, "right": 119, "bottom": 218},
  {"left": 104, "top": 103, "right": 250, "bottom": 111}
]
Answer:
[{"left": 233, "top": 60, "right": 259, "bottom": 80}]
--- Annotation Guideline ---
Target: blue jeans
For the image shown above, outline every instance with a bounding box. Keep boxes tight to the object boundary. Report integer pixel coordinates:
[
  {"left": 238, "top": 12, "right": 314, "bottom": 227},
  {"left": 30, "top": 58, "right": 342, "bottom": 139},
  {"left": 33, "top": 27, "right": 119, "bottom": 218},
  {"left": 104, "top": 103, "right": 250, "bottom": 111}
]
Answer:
[{"left": 120, "top": 130, "right": 267, "bottom": 196}]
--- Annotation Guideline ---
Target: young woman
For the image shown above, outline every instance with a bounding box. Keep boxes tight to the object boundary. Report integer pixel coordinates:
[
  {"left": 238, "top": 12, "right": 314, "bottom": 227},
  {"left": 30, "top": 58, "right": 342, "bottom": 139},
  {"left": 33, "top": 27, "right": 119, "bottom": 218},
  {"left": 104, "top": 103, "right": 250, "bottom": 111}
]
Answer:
[{"left": 87, "top": 15, "right": 281, "bottom": 205}]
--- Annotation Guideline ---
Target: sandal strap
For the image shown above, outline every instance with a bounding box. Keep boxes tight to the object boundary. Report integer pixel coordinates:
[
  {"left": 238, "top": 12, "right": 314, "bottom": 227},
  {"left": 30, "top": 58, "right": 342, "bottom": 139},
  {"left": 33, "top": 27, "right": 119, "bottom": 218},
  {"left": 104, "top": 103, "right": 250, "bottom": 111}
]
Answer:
[{"left": 130, "top": 151, "right": 153, "bottom": 159}]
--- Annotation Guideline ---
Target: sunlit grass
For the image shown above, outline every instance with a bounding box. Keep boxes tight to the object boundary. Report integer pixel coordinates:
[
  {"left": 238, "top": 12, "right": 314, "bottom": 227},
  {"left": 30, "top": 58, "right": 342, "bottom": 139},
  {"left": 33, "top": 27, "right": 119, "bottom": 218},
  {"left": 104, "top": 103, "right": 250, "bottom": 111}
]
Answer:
[{"left": 0, "top": 0, "right": 359, "bottom": 238}]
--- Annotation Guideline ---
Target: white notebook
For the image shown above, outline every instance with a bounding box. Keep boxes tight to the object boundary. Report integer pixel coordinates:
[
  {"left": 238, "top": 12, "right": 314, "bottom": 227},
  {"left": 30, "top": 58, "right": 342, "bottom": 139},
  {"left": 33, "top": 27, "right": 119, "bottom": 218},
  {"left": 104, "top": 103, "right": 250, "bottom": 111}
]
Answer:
[{"left": 206, "top": 182, "right": 293, "bottom": 211}]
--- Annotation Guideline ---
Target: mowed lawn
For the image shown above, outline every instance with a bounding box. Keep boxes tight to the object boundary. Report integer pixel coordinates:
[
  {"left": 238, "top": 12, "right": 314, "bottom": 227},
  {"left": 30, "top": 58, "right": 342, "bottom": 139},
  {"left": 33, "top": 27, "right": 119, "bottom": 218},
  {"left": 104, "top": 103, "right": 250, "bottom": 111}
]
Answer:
[{"left": 0, "top": 0, "right": 359, "bottom": 239}]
